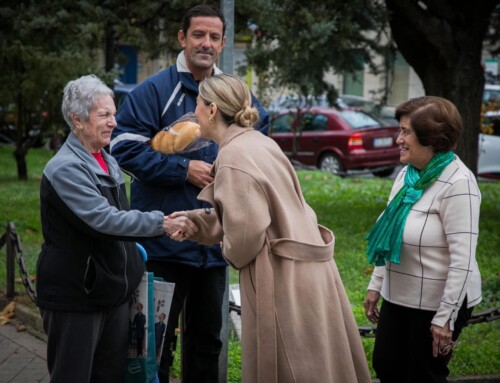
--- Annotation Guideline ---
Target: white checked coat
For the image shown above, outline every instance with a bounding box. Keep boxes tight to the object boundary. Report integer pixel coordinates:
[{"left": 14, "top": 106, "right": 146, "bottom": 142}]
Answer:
[{"left": 368, "top": 155, "right": 482, "bottom": 330}]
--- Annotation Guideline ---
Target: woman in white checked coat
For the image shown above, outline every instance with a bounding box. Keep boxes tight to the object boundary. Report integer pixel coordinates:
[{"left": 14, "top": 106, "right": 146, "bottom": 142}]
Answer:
[{"left": 363, "top": 96, "right": 482, "bottom": 383}]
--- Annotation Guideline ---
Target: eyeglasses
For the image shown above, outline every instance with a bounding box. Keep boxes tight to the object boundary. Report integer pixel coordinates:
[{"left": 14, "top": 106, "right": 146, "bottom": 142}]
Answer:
[{"left": 398, "top": 127, "right": 413, "bottom": 137}]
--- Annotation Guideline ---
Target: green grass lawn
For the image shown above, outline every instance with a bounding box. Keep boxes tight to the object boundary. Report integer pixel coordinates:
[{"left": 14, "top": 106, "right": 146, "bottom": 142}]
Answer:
[{"left": 0, "top": 145, "right": 498, "bottom": 380}]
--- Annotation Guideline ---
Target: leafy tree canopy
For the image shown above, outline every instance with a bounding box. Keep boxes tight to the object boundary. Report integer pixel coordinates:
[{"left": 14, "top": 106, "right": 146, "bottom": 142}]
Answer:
[
  {"left": 384, "top": 0, "right": 499, "bottom": 172},
  {"left": 2, "top": 0, "right": 498, "bottom": 177},
  {"left": 0, "top": 1, "right": 104, "bottom": 158},
  {"left": 241, "top": 0, "right": 499, "bottom": 173},
  {"left": 239, "top": 0, "right": 390, "bottom": 104}
]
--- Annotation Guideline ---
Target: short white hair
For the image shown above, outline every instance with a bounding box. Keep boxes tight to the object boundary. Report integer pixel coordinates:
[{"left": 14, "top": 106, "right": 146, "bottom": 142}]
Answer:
[{"left": 61, "top": 75, "right": 114, "bottom": 131}]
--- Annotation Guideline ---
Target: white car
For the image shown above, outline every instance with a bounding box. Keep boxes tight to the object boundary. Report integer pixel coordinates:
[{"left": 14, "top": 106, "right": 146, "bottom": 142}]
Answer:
[
  {"left": 478, "top": 110, "right": 500, "bottom": 180},
  {"left": 483, "top": 84, "right": 500, "bottom": 103}
]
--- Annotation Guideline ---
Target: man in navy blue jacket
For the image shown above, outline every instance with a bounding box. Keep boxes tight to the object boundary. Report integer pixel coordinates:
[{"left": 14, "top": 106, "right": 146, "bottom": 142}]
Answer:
[{"left": 110, "top": 5, "right": 269, "bottom": 382}]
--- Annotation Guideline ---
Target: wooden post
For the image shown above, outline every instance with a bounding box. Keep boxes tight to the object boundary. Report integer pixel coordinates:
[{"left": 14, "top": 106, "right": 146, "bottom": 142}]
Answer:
[{"left": 218, "top": 1, "right": 234, "bottom": 381}]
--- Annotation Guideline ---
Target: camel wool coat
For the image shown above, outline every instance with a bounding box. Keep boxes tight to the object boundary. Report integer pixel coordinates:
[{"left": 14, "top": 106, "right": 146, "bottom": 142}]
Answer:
[{"left": 186, "top": 125, "right": 371, "bottom": 383}]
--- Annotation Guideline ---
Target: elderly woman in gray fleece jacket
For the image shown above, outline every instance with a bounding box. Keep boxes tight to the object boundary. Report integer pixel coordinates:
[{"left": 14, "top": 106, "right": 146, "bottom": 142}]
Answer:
[{"left": 37, "top": 74, "right": 195, "bottom": 383}]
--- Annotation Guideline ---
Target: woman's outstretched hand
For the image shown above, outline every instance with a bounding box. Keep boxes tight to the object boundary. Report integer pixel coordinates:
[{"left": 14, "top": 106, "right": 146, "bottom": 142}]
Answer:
[{"left": 163, "top": 211, "right": 197, "bottom": 240}]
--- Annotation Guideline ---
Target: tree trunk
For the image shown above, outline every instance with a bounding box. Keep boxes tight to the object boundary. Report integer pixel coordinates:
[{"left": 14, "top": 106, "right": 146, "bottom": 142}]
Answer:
[
  {"left": 13, "top": 148, "right": 28, "bottom": 181},
  {"left": 14, "top": 93, "right": 29, "bottom": 181},
  {"left": 385, "top": 0, "right": 498, "bottom": 174},
  {"left": 105, "top": 25, "right": 116, "bottom": 73}
]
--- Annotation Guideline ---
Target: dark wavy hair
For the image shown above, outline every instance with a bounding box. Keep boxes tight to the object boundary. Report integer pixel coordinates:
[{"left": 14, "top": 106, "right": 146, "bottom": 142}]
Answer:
[{"left": 395, "top": 96, "right": 462, "bottom": 151}]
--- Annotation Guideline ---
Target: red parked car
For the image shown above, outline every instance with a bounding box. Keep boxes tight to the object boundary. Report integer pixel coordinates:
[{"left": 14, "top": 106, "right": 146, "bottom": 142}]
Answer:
[{"left": 269, "top": 106, "right": 401, "bottom": 177}]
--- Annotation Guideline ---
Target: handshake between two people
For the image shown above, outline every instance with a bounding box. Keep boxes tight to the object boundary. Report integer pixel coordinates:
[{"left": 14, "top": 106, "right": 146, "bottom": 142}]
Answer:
[{"left": 162, "top": 211, "right": 198, "bottom": 242}]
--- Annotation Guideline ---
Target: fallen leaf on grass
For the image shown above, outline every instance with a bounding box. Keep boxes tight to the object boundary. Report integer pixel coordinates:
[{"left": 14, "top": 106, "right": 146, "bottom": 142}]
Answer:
[
  {"left": 0, "top": 301, "right": 16, "bottom": 325},
  {"left": 0, "top": 301, "right": 16, "bottom": 316}
]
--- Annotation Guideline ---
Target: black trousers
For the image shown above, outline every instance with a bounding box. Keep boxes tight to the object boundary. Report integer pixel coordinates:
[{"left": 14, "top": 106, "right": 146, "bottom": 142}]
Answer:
[
  {"left": 40, "top": 301, "right": 129, "bottom": 383},
  {"left": 373, "top": 299, "right": 472, "bottom": 383},
  {"left": 147, "top": 261, "right": 226, "bottom": 383}
]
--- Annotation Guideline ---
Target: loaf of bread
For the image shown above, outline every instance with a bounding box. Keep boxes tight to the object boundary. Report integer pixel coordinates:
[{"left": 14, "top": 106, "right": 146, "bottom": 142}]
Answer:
[{"left": 151, "top": 121, "right": 201, "bottom": 154}]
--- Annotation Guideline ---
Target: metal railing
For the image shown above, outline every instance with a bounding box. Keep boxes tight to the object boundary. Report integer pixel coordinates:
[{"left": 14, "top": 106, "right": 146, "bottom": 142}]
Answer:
[
  {"left": 1, "top": 222, "right": 37, "bottom": 302},
  {"left": 2, "top": 221, "right": 499, "bottom": 338},
  {"left": 230, "top": 303, "right": 500, "bottom": 338}
]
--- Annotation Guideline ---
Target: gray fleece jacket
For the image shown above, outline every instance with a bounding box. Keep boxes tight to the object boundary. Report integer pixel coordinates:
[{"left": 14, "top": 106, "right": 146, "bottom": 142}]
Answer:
[{"left": 37, "top": 132, "right": 164, "bottom": 312}]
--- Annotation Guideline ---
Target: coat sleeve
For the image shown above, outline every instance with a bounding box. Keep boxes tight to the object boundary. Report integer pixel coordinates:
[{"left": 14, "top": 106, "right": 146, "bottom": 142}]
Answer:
[
  {"left": 214, "top": 167, "right": 271, "bottom": 269},
  {"left": 367, "top": 266, "right": 385, "bottom": 292},
  {"left": 432, "top": 178, "right": 481, "bottom": 330},
  {"left": 185, "top": 208, "right": 224, "bottom": 245},
  {"left": 110, "top": 80, "right": 191, "bottom": 186}
]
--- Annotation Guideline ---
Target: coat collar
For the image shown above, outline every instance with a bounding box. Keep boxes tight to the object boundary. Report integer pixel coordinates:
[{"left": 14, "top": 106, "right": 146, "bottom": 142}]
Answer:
[
  {"left": 198, "top": 125, "right": 252, "bottom": 206},
  {"left": 176, "top": 51, "right": 223, "bottom": 93},
  {"left": 218, "top": 124, "right": 254, "bottom": 150},
  {"left": 66, "top": 132, "right": 119, "bottom": 178}
]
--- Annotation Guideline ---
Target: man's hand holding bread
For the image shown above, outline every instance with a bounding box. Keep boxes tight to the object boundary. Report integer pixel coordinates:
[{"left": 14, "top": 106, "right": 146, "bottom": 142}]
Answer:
[{"left": 151, "top": 120, "right": 201, "bottom": 154}]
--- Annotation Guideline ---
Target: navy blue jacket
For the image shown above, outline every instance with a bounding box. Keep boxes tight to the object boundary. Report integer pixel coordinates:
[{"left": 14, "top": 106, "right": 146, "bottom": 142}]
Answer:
[{"left": 110, "top": 52, "right": 269, "bottom": 268}]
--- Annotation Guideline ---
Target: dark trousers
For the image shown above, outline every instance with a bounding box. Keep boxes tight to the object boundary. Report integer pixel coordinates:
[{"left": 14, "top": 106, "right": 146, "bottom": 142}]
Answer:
[
  {"left": 136, "top": 336, "right": 144, "bottom": 356},
  {"left": 40, "top": 301, "right": 129, "bottom": 383},
  {"left": 147, "top": 261, "right": 226, "bottom": 383},
  {"left": 373, "top": 299, "right": 472, "bottom": 383}
]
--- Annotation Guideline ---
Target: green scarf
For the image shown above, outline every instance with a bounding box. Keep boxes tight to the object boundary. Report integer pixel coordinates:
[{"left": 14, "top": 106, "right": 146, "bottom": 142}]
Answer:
[{"left": 366, "top": 151, "right": 455, "bottom": 266}]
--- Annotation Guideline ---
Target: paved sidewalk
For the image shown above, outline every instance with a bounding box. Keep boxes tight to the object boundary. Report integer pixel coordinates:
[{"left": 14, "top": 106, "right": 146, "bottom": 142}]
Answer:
[
  {"left": 0, "top": 321, "right": 49, "bottom": 383},
  {"left": 0, "top": 299, "right": 498, "bottom": 383},
  {"left": 0, "top": 300, "right": 183, "bottom": 383}
]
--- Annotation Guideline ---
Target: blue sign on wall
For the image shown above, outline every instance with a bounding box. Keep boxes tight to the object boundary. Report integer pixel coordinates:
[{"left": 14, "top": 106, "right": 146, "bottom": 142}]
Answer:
[{"left": 119, "top": 45, "right": 138, "bottom": 84}]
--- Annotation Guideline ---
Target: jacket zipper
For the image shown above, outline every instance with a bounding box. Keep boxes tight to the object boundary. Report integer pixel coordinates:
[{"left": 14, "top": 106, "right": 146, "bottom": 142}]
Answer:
[
  {"left": 108, "top": 171, "right": 129, "bottom": 302},
  {"left": 83, "top": 256, "right": 92, "bottom": 294}
]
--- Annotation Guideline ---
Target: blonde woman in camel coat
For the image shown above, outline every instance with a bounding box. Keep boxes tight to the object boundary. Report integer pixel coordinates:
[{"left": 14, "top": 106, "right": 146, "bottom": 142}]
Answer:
[{"left": 170, "top": 74, "right": 371, "bottom": 383}]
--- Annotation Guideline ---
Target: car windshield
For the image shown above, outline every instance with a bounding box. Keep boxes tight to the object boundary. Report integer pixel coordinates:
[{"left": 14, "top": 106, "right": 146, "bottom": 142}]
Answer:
[
  {"left": 483, "top": 87, "right": 500, "bottom": 103},
  {"left": 338, "top": 110, "right": 381, "bottom": 129}
]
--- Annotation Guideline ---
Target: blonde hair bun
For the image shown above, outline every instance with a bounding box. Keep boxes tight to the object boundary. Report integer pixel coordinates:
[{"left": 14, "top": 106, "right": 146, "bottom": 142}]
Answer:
[{"left": 235, "top": 106, "right": 259, "bottom": 127}]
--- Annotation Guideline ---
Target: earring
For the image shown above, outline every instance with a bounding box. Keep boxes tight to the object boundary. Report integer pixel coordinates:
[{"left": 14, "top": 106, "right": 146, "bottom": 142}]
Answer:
[{"left": 208, "top": 117, "right": 214, "bottom": 124}]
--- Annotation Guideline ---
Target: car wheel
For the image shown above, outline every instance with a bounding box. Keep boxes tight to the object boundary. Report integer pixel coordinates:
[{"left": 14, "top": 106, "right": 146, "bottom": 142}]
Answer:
[
  {"left": 371, "top": 167, "right": 395, "bottom": 178},
  {"left": 319, "top": 153, "right": 344, "bottom": 176}
]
